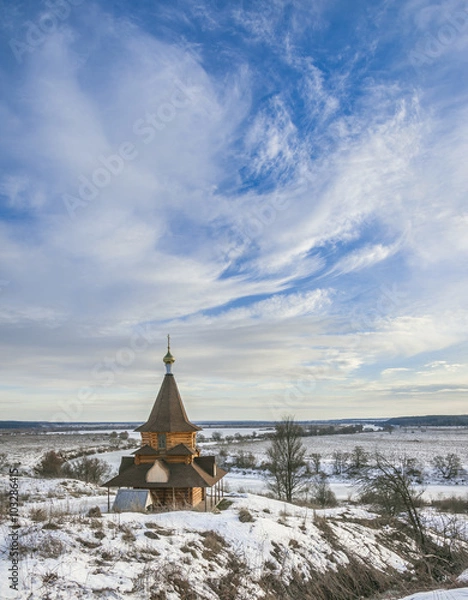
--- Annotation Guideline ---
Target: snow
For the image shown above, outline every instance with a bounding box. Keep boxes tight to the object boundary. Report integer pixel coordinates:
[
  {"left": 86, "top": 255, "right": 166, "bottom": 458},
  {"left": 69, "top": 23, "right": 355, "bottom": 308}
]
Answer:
[
  {"left": 2, "top": 427, "right": 468, "bottom": 599},
  {"left": 398, "top": 589, "right": 468, "bottom": 600},
  {"left": 0, "top": 490, "right": 410, "bottom": 599},
  {"left": 1, "top": 481, "right": 468, "bottom": 600},
  {"left": 459, "top": 569, "right": 468, "bottom": 583},
  {"left": 199, "top": 427, "right": 273, "bottom": 439},
  {"left": 222, "top": 470, "right": 468, "bottom": 501}
]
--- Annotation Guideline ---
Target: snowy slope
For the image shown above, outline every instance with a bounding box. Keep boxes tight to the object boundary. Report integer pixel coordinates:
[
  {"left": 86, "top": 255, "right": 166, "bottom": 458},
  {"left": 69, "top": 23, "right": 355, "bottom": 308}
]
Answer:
[
  {"left": 2, "top": 489, "right": 467, "bottom": 600},
  {"left": 2, "top": 470, "right": 468, "bottom": 600},
  {"left": 398, "top": 589, "right": 468, "bottom": 599}
]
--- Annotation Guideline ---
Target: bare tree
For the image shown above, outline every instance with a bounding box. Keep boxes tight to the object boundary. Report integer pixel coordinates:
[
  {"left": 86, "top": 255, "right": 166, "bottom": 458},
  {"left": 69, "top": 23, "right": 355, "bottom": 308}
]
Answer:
[
  {"left": 310, "top": 452, "right": 322, "bottom": 475},
  {"left": 348, "top": 445, "right": 369, "bottom": 476},
  {"left": 266, "top": 416, "right": 307, "bottom": 502},
  {"left": 360, "top": 453, "right": 427, "bottom": 551},
  {"left": 432, "top": 453, "right": 462, "bottom": 480},
  {"left": 332, "top": 450, "right": 349, "bottom": 475},
  {"left": 401, "top": 456, "right": 424, "bottom": 483}
]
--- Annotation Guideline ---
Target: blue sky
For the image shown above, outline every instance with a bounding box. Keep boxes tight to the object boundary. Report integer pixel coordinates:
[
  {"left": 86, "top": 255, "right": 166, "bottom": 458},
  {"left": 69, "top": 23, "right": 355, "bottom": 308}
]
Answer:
[{"left": 0, "top": 0, "right": 467, "bottom": 422}]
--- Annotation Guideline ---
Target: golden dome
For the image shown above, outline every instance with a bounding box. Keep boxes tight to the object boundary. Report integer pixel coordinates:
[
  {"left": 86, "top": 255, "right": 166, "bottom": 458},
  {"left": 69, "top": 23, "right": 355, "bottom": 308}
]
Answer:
[
  {"left": 163, "top": 334, "right": 175, "bottom": 365},
  {"left": 163, "top": 350, "right": 175, "bottom": 364}
]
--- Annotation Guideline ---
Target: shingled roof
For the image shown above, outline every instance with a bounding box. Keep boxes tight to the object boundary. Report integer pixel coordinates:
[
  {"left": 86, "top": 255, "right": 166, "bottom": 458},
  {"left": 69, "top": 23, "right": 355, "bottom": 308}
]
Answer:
[
  {"left": 135, "top": 373, "right": 201, "bottom": 433},
  {"left": 166, "top": 443, "right": 195, "bottom": 456},
  {"left": 104, "top": 457, "right": 226, "bottom": 489},
  {"left": 132, "top": 445, "right": 160, "bottom": 456}
]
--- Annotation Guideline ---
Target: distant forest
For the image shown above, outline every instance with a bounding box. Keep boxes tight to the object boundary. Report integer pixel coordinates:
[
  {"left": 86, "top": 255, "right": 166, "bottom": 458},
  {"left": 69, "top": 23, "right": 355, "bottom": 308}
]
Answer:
[
  {"left": 1, "top": 415, "right": 468, "bottom": 431},
  {"left": 384, "top": 415, "right": 468, "bottom": 427}
]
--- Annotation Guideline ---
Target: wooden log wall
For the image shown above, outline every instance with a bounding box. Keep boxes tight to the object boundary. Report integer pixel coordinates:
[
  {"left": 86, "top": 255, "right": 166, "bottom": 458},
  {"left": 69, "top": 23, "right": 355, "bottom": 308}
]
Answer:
[{"left": 140, "top": 432, "right": 197, "bottom": 451}]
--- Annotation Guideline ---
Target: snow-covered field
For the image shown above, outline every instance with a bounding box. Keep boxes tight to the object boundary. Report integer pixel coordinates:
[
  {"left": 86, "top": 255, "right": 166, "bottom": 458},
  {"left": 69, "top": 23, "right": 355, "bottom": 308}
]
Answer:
[
  {"left": 225, "top": 427, "right": 468, "bottom": 467},
  {"left": 5, "top": 427, "right": 468, "bottom": 502},
  {"left": 0, "top": 431, "right": 138, "bottom": 472},
  {"left": 39, "top": 426, "right": 468, "bottom": 501},
  {"left": 7, "top": 426, "right": 467, "bottom": 472},
  {"left": 223, "top": 472, "right": 468, "bottom": 501},
  {"left": 215, "top": 427, "right": 468, "bottom": 498},
  {"left": 2, "top": 427, "right": 468, "bottom": 599}
]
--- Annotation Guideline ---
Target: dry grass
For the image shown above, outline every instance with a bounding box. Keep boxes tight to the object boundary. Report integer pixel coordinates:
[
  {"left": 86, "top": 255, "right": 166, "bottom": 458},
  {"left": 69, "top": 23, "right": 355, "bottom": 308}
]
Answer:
[
  {"left": 260, "top": 555, "right": 397, "bottom": 600},
  {"left": 206, "top": 554, "right": 249, "bottom": 598},
  {"left": 42, "top": 521, "right": 61, "bottom": 530},
  {"left": 181, "top": 542, "right": 199, "bottom": 558},
  {"left": 30, "top": 507, "right": 48, "bottom": 522},
  {"left": 37, "top": 535, "right": 66, "bottom": 559},
  {"left": 201, "top": 530, "right": 226, "bottom": 560},
  {"left": 145, "top": 522, "right": 174, "bottom": 535},
  {"left": 313, "top": 513, "right": 338, "bottom": 545},
  {"left": 77, "top": 536, "right": 101, "bottom": 549},
  {"left": 121, "top": 525, "right": 136, "bottom": 543},
  {"left": 238, "top": 508, "right": 255, "bottom": 522}
]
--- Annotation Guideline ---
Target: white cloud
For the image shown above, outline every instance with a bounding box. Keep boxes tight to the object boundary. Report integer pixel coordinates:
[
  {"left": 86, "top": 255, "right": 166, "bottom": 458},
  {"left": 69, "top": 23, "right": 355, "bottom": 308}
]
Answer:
[{"left": 328, "top": 244, "right": 398, "bottom": 276}]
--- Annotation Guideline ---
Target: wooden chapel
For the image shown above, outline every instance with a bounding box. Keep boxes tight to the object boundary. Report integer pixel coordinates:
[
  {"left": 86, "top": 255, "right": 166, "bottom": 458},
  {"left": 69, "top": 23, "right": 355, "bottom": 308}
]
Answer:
[{"left": 104, "top": 339, "right": 227, "bottom": 510}]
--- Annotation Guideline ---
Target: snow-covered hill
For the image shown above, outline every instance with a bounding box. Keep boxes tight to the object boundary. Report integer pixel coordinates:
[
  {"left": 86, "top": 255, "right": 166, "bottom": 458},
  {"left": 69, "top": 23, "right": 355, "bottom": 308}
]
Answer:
[{"left": 1, "top": 485, "right": 468, "bottom": 600}]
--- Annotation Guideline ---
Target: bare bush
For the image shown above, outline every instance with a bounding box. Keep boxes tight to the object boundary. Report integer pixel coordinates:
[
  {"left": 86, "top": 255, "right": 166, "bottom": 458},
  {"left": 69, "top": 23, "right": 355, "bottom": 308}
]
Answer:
[
  {"left": 62, "top": 457, "right": 111, "bottom": 484},
  {"left": 34, "top": 451, "right": 65, "bottom": 477},
  {"left": 30, "top": 507, "right": 48, "bottom": 522},
  {"left": 121, "top": 525, "right": 136, "bottom": 543},
  {"left": 232, "top": 450, "right": 257, "bottom": 469},
  {"left": 310, "top": 475, "right": 337, "bottom": 508},
  {"left": 38, "top": 535, "right": 65, "bottom": 559},
  {"left": 432, "top": 495, "right": 468, "bottom": 514},
  {"left": 87, "top": 506, "right": 102, "bottom": 518}
]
